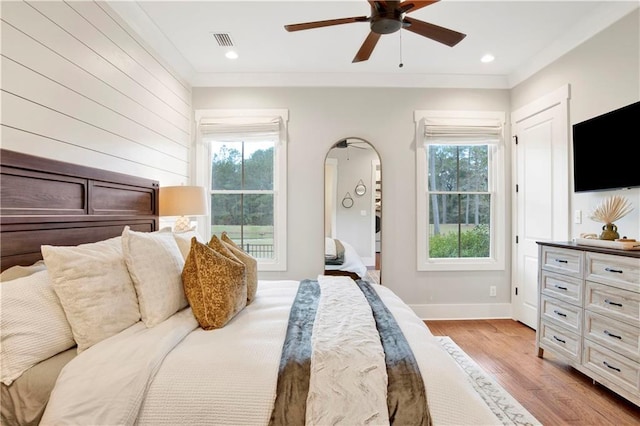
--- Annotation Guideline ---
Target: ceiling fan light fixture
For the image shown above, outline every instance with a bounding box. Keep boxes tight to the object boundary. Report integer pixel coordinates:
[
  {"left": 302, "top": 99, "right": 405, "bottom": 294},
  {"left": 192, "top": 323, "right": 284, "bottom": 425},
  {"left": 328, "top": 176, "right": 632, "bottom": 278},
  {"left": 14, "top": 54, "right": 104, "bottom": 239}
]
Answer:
[{"left": 371, "top": 16, "right": 403, "bottom": 34}]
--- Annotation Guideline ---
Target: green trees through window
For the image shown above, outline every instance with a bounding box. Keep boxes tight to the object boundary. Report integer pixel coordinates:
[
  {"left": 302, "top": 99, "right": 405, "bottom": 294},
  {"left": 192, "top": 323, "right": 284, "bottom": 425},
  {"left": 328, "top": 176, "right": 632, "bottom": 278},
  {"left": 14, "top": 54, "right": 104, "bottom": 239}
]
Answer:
[
  {"left": 427, "top": 144, "right": 491, "bottom": 258},
  {"left": 210, "top": 141, "right": 275, "bottom": 258}
]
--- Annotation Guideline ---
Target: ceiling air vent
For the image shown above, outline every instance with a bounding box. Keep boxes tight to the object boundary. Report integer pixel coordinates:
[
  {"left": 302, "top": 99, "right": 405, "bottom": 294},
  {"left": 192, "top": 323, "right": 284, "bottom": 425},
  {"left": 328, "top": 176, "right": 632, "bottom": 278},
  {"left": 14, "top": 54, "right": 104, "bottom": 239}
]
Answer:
[{"left": 212, "top": 33, "right": 234, "bottom": 47}]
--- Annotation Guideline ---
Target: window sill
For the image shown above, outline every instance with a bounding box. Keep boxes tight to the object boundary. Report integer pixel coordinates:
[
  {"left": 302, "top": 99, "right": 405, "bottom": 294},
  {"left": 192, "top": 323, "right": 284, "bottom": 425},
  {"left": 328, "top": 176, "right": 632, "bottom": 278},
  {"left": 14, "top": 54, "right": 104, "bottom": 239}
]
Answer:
[{"left": 417, "top": 258, "right": 505, "bottom": 272}]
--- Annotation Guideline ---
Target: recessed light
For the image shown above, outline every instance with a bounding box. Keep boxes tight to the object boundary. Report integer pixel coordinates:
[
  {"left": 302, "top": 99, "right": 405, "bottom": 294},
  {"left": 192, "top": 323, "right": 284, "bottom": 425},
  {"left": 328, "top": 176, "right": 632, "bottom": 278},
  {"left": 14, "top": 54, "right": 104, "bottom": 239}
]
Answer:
[
  {"left": 481, "top": 54, "right": 495, "bottom": 63},
  {"left": 225, "top": 51, "right": 238, "bottom": 60}
]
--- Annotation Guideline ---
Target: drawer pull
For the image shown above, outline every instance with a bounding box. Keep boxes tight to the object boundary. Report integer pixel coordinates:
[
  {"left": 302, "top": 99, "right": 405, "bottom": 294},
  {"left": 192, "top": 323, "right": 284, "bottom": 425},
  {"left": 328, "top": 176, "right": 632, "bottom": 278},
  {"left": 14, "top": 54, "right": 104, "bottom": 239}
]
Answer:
[
  {"left": 554, "top": 284, "right": 568, "bottom": 291},
  {"left": 604, "top": 267, "right": 623, "bottom": 274},
  {"left": 603, "top": 330, "right": 622, "bottom": 340},
  {"left": 604, "top": 299, "right": 623, "bottom": 307},
  {"left": 552, "top": 335, "right": 566, "bottom": 344},
  {"left": 603, "top": 361, "right": 621, "bottom": 372},
  {"left": 554, "top": 259, "right": 568, "bottom": 264},
  {"left": 553, "top": 310, "right": 567, "bottom": 317}
]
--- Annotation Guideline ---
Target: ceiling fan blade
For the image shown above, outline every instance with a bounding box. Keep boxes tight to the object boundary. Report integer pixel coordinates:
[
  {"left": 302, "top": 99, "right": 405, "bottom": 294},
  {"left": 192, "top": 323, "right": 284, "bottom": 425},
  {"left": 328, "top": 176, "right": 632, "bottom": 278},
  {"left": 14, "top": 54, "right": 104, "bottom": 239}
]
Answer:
[
  {"left": 398, "top": 0, "right": 439, "bottom": 14},
  {"left": 403, "top": 16, "right": 466, "bottom": 47},
  {"left": 284, "top": 16, "right": 368, "bottom": 32},
  {"left": 352, "top": 31, "right": 381, "bottom": 63}
]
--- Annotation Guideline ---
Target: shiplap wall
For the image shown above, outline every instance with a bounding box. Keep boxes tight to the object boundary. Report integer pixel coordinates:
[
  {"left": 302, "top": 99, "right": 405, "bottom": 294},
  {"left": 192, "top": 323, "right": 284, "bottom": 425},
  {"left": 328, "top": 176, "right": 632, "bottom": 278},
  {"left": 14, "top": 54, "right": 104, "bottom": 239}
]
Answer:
[{"left": 0, "top": 1, "right": 191, "bottom": 185}]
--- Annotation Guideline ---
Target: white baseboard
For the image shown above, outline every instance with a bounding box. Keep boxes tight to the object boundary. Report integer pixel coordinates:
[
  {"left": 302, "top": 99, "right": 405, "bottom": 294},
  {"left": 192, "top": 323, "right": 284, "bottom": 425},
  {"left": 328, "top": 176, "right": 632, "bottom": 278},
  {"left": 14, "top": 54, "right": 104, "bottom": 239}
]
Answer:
[{"left": 409, "top": 303, "right": 513, "bottom": 320}]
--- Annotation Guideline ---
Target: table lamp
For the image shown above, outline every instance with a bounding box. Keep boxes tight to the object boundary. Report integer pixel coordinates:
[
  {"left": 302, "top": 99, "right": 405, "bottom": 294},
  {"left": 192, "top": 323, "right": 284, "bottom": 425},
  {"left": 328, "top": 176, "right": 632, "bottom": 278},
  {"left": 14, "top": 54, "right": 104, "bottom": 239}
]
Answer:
[{"left": 159, "top": 185, "right": 208, "bottom": 232}]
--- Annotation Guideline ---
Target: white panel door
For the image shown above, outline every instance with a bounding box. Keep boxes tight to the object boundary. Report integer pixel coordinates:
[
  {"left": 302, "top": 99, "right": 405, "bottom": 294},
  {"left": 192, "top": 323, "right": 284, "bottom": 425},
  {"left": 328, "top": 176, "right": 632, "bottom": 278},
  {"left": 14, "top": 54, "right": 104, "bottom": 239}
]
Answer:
[{"left": 512, "top": 86, "right": 570, "bottom": 329}]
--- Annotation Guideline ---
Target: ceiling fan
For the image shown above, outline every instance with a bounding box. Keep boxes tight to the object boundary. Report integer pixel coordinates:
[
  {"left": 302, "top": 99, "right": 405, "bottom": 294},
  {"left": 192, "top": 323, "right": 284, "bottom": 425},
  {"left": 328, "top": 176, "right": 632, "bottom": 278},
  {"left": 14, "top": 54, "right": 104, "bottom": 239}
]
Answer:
[
  {"left": 284, "top": 0, "right": 466, "bottom": 63},
  {"left": 333, "top": 139, "right": 369, "bottom": 150}
]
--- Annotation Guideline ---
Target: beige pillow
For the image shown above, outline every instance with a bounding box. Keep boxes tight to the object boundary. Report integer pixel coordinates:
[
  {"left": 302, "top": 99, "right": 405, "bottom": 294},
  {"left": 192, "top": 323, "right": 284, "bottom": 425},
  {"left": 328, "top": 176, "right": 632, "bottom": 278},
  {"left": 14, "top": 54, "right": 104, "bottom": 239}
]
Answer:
[
  {"left": 0, "top": 270, "right": 75, "bottom": 385},
  {"left": 0, "top": 260, "right": 46, "bottom": 282},
  {"left": 173, "top": 228, "right": 206, "bottom": 260},
  {"left": 122, "top": 226, "right": 187, "bottom": 327},
  {"left": 182, "top": 238, "right": 247, "bottom": 329},
  {"left": 221, "top": 232, "right": 258, "bottom": 304},
  {"left": 41, "top": 237, "right": 140, "bottom": 353}
]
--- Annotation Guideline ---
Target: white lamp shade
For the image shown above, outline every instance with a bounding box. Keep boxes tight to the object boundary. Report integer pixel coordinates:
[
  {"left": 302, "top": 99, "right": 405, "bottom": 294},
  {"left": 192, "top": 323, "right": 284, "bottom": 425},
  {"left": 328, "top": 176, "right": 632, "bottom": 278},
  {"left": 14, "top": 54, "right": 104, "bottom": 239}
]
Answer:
[{"left": 159, "top": 186, "right": 209, "bottom": 217}]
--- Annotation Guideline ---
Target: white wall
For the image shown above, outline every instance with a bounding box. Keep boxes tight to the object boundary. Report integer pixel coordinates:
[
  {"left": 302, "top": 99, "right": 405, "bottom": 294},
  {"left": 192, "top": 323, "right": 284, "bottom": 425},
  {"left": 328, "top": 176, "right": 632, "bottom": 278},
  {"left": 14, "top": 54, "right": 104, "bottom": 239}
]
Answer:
[
  {"left": 0, "top": 1, "right": 191, "bottom": 185},
  {"left": 192, "top": 87, "right": 512, "bottom": 312},
  {"left": 192, "top": 9, "right": 638, "bottom": 316},
  {"left": 511, "top": 9, "right": 640, "bottom": 242}
]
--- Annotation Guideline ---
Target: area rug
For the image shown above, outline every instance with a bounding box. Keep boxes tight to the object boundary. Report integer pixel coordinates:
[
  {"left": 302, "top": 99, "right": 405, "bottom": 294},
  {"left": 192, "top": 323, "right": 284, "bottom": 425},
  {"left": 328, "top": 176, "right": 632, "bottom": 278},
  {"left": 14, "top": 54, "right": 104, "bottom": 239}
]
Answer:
[{"left": 436, "top": 336, "right": 541, "bottom": 426}]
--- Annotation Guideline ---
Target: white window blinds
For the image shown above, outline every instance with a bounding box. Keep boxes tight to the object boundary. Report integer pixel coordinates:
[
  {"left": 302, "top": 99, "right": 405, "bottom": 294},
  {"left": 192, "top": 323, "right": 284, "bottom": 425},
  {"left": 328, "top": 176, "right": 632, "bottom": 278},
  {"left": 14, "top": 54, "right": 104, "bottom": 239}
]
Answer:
[
  {"left": 199, "top": 117, "right": 283, "bottom": 141},
  {"left": 422, "top": 116, "right": 503, "bottom": 144}
]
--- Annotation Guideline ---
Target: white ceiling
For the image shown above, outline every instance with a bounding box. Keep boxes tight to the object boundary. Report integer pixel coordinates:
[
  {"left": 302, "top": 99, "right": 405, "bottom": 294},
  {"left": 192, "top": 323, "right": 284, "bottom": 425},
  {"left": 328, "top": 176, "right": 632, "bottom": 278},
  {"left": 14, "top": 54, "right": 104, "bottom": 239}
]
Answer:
[{"left": 108, "top": 1, "right": 639, "bottom": 89}]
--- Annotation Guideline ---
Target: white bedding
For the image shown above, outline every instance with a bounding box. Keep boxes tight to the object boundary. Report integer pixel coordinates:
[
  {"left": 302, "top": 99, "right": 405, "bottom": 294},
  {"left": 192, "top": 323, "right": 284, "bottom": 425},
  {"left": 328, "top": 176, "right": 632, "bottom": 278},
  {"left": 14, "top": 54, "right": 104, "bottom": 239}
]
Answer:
[
  {"left": 324, "top": 239, "right": 369, "bottom": 278},
  {"left": 307, "top": 276, "right": 388, "bottom": 425},
  {"left": 42, "top": 279, "right": 500, "bottom": 425}
]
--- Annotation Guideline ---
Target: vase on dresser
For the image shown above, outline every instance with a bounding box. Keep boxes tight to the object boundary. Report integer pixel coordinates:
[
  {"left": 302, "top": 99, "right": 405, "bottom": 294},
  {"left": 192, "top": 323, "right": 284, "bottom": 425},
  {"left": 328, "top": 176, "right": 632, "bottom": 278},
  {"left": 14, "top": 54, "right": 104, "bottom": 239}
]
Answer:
[{"left": 600, "top": 223, "right": 620, "bottom": 240}]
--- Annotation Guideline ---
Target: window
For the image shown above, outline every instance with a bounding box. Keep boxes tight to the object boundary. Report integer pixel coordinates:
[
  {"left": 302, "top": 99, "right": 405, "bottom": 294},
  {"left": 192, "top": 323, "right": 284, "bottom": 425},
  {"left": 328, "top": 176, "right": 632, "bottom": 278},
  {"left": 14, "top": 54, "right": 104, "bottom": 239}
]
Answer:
[
  {"left": 415, "top": 111, "right": 505, "bottom": 271},
  {"left": 195, "top": 109, "right": 288, "bottom": 271}
]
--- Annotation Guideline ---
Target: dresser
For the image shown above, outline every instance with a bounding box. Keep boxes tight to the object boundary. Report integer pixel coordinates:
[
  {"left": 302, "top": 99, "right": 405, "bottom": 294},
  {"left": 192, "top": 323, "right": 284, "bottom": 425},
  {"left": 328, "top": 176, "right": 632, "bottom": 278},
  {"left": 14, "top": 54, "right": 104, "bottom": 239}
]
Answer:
[{"left": 536, "top": 241, "right": 640, "bottom": 406}]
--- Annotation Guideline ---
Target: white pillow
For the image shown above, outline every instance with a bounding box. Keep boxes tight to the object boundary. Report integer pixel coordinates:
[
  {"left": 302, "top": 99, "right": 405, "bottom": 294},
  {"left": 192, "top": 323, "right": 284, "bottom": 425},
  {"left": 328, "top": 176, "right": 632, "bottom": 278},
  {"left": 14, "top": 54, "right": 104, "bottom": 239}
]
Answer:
[
  {"left": 0, "top": 270, "right": 75, "bottom": 385},
  {"left": 122, "top": 226, "right": 187, "bottom": 327},
  {"left": 173, "top": 228, "right": 206, "bottom": 260},
  {"left": 41, "top": 236, "right": 141, "bottom": 353},
  {"left": 325, "top": 237, "right": 337, "bottom": 257}
]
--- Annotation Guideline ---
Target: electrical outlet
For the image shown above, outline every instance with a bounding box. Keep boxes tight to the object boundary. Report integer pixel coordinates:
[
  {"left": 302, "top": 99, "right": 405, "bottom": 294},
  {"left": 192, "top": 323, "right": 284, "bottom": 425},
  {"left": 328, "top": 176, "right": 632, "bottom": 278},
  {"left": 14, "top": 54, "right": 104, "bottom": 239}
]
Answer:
[
  {"left": 574, "top": 210, "right": 582, "bottom": 224},
  {"left": 489, "top": 286, "right": 497, "bottom": 297}
]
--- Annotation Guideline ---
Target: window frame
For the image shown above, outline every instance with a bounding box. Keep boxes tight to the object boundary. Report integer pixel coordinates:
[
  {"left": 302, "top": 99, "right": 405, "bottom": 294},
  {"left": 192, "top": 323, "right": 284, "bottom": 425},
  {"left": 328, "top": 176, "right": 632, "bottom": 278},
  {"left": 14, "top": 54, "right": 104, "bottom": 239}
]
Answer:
[
  {"left": 415, "top": 110, "right": 506, "bottom": 271},
  {"left": 195, "top": 109, "right": 288, "bottom": 271}
]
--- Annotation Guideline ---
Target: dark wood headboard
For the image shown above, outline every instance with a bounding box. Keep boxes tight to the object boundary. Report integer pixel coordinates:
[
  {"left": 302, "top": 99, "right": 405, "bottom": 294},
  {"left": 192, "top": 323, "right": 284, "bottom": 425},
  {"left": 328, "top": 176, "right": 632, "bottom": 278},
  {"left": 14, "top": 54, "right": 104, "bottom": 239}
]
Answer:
[{"left": 0, "top": 149, "right": 159, "bottom": 271}]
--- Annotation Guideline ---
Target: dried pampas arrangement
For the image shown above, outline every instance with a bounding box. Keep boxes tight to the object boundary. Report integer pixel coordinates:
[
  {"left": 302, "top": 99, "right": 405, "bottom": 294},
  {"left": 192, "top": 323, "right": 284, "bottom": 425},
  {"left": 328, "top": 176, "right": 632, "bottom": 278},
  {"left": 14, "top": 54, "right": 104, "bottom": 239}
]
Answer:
[{"left": 589, "top": 195, "right": 634, "bottom": 224}]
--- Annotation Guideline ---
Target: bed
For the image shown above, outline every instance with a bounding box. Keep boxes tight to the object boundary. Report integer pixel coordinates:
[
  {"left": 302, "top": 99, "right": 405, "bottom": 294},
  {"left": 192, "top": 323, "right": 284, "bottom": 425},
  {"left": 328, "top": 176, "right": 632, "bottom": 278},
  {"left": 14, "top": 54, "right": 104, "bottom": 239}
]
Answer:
[
  {"left": 1, "top": 149, "right": 514, "bottom": 425},
  {"left": 324, "top": 237, "right": 369, "bottom": 280}
]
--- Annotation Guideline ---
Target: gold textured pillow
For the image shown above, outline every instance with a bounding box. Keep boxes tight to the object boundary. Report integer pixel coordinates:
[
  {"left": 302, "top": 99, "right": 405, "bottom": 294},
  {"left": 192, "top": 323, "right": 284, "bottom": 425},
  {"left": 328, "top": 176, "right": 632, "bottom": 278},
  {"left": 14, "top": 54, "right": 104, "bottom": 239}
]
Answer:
[
  {"left": 207, "top": 234, "right": 241, "bottom": 264},
  {"left": 182, "top": 238, "right": 247, "bottom": 329},
  {"left": 221, "top": 232, "right": 258, "bottom": 304}
]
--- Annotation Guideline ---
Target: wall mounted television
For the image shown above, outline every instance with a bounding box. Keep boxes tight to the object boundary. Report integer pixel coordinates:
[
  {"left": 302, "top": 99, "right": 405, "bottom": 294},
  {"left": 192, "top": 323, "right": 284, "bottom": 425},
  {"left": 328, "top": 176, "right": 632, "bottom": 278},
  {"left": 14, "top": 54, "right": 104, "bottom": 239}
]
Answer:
[{"left": 572, "top": 100, "right": 640, "bottom": 192}]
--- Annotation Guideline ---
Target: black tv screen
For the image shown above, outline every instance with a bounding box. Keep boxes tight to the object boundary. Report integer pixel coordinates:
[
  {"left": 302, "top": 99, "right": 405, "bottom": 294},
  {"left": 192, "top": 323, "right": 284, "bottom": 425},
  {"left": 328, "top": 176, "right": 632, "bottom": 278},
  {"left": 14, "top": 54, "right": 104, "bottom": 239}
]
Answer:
[{"left": 572, "top": 100, "right": 640, "bottom": 192}]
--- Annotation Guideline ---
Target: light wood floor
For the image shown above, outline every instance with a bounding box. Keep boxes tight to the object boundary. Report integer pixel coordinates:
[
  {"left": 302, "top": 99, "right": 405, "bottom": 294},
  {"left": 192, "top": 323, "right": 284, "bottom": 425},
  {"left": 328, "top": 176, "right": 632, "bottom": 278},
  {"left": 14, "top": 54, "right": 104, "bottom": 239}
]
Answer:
[{"left": 424, "top": 319, "right": 640, "bottom": 425}]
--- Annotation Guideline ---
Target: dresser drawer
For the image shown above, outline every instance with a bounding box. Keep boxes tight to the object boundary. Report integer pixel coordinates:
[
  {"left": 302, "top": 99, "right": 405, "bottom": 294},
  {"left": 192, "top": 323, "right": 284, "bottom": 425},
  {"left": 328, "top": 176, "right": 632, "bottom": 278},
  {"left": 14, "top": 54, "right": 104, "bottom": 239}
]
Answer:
[
  {"left": 584, "top": 310, "right": 640, "bottom": 363},
  {"left": 541, "top": 295, "right": 582, "bottom": 334},
  {"left": 586, "top": 252, "right": 640, "bottom": 293},
  {"left": 583, "top": 339, "right": 640, "bottom": 396},
  {"left": 585, "top": 281, "right": 640, "bottom": 328},
  {"left": 539, "top": 321, "right": 581, "bottom": 363},
  {"left": 541, "top": 246, "right": 583, "bottom": 277},
  {"left": 540, "top": 270, "right": 583, "bottom": 306}
]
